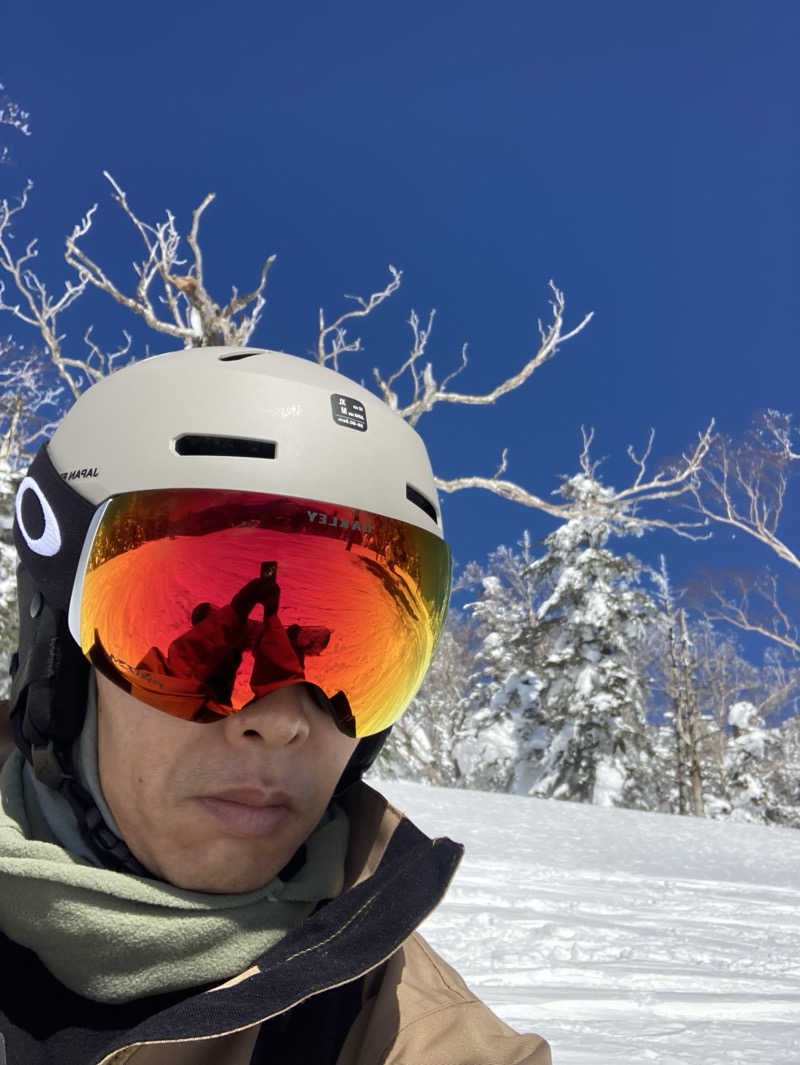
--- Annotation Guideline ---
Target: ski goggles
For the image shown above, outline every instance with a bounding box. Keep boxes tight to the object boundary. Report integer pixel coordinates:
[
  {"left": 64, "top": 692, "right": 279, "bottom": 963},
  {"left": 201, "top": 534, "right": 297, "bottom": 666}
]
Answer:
[{"left": 68, "top": 489, "right": 451, "bottom": 737}]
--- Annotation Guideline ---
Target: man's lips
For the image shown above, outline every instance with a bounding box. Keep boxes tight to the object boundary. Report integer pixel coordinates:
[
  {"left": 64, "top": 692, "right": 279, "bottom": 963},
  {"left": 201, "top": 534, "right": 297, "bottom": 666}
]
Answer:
[{"left": 198, "top": 788, "right": 293, "bottom": 837}]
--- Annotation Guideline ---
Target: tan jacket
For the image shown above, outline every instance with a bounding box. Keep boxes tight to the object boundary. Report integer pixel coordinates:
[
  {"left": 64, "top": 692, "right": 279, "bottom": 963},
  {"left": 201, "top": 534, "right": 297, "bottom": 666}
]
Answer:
[
  {"left": 0, "top": 722, "right": 551, "bottom": 1065},
  {"left": 96, "top": 932, "right": 549, "bottom": 1065},
  {"left": 91, "top": 786, "right": 550, "bottom": 1065}
]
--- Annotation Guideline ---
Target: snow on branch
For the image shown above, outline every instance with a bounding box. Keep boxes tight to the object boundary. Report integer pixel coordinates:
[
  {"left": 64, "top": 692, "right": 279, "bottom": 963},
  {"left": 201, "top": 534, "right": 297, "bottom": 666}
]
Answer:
[
  {"left": 0, "top": 83, "right": 31, "bottom": 167},
  {"left": 65, "top": 172, "right": 276, "bottom": 349},
  {"left": 0, "top": 84, "right": 31, "bottom": 138}
]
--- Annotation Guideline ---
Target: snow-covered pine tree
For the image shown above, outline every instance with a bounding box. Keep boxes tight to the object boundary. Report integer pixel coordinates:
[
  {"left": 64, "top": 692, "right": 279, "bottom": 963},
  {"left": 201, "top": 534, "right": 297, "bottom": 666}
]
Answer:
[
  {"left": 674, "top": 608, "right": 707, "bottom": 814},
  {"left": 377, "top": 609, "right": 496, "bottom": 787},
  {"left": 684, "top": 618, "right": 767, "bottom": 814},
  {"left": 461, "top": 534, "right": 547, "bottom": 792},
  {"left": 769, "top": 713, "right": 800, "bottom": 828},
  {"left": 723, "top": 701, "right": 772, "bottom": 822},
  {"left": 519, "top": 471, "right": 656, "bottom": 809},
  {"left": 647, "top": 562, "right": 690, "bottom": 809},
  {"left": 381, "top": 539, "right": 547, "bottom": 792}
]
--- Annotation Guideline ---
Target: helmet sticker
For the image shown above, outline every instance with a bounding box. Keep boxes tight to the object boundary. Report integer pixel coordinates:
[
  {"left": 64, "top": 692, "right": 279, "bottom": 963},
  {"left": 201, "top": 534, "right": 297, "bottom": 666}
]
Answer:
[
  {"left": 15, "top": 476, "right": 63, "bottom": 557},
  {"left": 330, "top": 394, "right": 367, "bottom": 432}
]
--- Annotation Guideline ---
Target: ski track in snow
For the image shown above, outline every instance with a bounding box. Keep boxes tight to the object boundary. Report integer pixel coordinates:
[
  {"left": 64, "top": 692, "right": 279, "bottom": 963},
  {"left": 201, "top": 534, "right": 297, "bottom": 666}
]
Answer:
[{"left": 375, "top": 779, "right": 800, "bottom": 1065}]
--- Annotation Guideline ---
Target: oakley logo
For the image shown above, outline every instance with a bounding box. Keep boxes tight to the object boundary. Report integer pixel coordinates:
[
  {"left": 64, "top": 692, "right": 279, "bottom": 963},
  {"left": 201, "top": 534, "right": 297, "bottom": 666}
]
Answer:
[
  {"left": 15, "top": 476, "right": 63, "bottom": 557},
  {"left": 106, "top": 649, "right": 167, "bottom": 690},
  {"left": 306, "top": 510, "right": 372, "bottom": 534},
  {"left": 61, "top": 467, "right": 100, "bottom": 481}
]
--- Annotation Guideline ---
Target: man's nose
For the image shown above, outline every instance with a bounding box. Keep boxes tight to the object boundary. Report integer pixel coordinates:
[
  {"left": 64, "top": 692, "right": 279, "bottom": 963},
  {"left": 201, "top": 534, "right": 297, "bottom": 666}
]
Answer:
[{"left": 222, "top": 683, "right": 312, "bottom": 748}]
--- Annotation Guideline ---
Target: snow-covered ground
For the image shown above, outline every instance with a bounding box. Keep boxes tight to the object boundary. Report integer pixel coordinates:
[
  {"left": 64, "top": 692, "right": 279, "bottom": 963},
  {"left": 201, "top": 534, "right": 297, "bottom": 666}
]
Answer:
[{"left": 376, "top": 779, "right": 800, "bottom": 1065}]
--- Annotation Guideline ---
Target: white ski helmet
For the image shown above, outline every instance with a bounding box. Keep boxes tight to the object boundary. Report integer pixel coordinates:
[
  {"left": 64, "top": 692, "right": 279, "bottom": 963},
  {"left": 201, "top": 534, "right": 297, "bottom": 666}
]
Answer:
[
  {"left": 45, "top": 346, "right": 444, "bottom": 530},
  {"left": 11, "top": 346, "right": 449, "bottom": 796}
]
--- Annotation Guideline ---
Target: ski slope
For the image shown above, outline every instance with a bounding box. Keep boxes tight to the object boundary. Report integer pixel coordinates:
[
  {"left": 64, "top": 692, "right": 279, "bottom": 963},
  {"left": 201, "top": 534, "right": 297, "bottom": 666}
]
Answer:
[{"left": 376, "top": 779, "right": 800, "bottom": 1065}]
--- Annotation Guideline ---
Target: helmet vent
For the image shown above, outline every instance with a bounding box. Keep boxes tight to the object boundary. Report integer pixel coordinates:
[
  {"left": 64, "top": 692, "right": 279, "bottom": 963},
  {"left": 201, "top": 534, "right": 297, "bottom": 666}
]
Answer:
[
  {"left": 174, "top": 435, "right": 277, "bottom": 460},
  {"left": 406, "top": 484, "right": 438, "bottom": 524},
  {"left": 217, "top": 351, "right": 262, "bottom": 362}
]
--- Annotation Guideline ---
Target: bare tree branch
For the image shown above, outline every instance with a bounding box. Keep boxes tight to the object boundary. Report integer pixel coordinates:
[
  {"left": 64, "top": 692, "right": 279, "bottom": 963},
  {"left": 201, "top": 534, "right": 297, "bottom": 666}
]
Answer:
[
  {"left": 690, "top": 411, "right": 800, "bottom": 570},
  {"left": 0, "top": 342, "right": 64, "bottom": 464},
  {"left": 437, "top": 421, "right": 715, "bottom": 535},
  {"left": 82, "top": 325, "right": 132, "bottom": 378},
  {"left": 675, "top": 413, "right": 800, "bottom": 655},
  {"left": 375, "top": 308, "right": 437, "bottom": 407},
  {"left": 317, "top": 266, "right": 403, "bottom": 369},
  {"left": 0, "top": 182, "right": 94, "bottom": 398},
  {"left": 65, "top": 172, "right": 275, "bottom": 348},
  {"left": 372, "top": 281, "right": 594, "bottom": 427},
  {"left": 697, "top": 571, "right": 800, "bottom": 657},
  {"left": 757, "top": 652, "right": 800, "bottom": 722},
  {"left": 1, "top": 173, "right": 735, "bottom": 556}
]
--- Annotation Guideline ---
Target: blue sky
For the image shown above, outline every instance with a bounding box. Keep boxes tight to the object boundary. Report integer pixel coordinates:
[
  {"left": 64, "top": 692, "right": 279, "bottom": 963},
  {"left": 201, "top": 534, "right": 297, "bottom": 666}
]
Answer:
[{"left": 2, "top": 0, "right": 798, "bottom": 607}]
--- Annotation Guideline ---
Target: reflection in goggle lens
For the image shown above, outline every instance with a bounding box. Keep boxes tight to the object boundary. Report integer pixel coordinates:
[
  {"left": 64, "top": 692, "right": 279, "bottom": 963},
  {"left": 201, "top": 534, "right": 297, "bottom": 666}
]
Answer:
[{"left": 75, "top": 490, "right": 451, "bottom": 737}]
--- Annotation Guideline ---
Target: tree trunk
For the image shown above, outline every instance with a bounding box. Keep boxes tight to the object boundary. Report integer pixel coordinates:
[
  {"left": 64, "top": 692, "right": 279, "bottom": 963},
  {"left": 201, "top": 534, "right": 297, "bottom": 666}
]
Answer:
[{"left": 678, "top": 610, "right": 705, "bottom": 817}]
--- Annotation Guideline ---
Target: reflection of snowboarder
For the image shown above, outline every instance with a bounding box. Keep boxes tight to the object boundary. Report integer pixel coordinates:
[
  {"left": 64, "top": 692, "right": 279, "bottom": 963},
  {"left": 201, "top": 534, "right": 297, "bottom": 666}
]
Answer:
[{"left": 135, "top": 573, "right": 331, "bottom": 710}]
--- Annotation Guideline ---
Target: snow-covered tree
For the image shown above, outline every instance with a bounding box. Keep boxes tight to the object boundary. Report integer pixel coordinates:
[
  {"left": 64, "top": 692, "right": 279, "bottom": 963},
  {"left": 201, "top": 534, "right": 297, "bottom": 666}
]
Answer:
[
  {"left": 377, "top": 609, "right": 502, "bottom": 788},
  {"left": 722, "top": 701, "right": 770, "bottom": 821},
  {"left": 518, "top": 470, "right": 656, "bottom": 808},
  {"left": 642, "top": 575, "right": 800, "bottom": 824},
  {"left": 466, "top": 539, "right": 536, "bottom": 740},
  {"left": 380, "top": 534, "right": 551, "bottom": 792},
  {"left": 457, "top": 534, "right": 549, "bottom": 792},
  {"left": 648, "top": 561, "right": 711, "bottom": 815},
  {"left": 647, "top": 570, "right": 762, "bottom": 818},
  {"left": 457, "top": 457, "right": 658, "bottom": 808},
  {"left": 769, "top": 715, "right": 800, "bottom": 827}
]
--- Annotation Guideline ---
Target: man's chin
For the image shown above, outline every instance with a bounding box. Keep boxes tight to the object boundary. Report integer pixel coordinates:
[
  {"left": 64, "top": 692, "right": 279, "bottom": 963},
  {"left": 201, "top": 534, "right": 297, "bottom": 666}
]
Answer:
[{"left": 157, "top": 837, "right": 297, "bottom": 894}]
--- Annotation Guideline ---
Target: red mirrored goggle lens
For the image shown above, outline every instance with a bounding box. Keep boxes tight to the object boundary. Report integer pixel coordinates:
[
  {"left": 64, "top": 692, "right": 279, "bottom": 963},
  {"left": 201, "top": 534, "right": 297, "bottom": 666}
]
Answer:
[{"left": 70, "top": 490, "right": 451, "bottom": 736}]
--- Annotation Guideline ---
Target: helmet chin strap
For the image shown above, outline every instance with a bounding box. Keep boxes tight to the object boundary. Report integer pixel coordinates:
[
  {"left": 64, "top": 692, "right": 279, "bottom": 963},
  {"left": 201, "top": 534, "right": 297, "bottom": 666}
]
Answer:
[{"left": 52, "top": 751, "right": 151, "bottom": 876}]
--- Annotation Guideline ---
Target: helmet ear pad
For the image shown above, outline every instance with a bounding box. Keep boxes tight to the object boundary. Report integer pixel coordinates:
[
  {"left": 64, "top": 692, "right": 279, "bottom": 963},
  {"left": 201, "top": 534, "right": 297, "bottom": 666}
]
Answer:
[
  {"left": 10, "top": 445, "right": 95, "bottom": 766},
  {"left": 11, "top": 566, "right": 90, "bottom": 763},
  {"left": 13, "top": 445, "right": 96, "bottom": 614}
]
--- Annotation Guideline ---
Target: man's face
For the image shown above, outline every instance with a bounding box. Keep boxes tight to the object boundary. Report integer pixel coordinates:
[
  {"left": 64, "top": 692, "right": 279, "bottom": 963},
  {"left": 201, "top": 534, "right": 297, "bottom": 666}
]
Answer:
[{"left": 96, "top": 673, "right": 359, "bottom": 893}]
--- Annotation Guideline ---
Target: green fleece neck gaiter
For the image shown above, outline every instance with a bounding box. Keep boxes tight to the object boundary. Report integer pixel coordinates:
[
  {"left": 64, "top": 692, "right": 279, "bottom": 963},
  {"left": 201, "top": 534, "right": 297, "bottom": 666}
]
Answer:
[{"left": 0, "top": 753, "right": 349, "bottom": 1004}]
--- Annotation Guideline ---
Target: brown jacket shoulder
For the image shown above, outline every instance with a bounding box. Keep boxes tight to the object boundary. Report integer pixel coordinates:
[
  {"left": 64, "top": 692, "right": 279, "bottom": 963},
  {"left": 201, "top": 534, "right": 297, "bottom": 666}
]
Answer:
[
  {"left": 99, "top": 932, "right": 551, "bottom": 1065},
  {"left": 338, "top": 930, "right": 551, "bottom": 1065}
]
